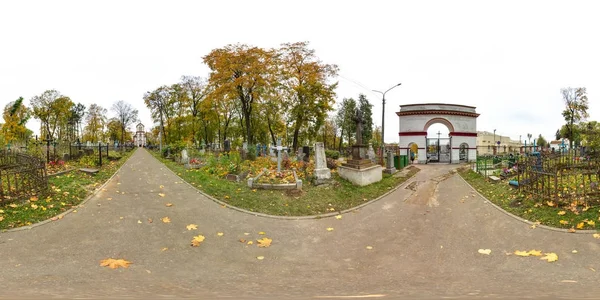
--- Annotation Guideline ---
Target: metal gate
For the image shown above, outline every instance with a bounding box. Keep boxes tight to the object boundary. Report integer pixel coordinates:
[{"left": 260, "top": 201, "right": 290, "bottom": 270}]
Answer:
[{"left": 426, "top": 138, "right": 451, "bottom": 163}]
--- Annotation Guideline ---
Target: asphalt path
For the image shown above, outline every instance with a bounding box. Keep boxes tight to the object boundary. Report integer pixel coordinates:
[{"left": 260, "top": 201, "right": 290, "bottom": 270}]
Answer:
[{"left": 1, "top": 148, "right": 600, "bottom": 299}]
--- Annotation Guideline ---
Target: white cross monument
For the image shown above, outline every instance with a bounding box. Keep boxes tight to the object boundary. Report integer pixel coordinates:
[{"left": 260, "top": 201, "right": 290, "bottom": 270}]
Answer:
[{"left": 270, "top": 137, "right": 288, "bottom": 173}]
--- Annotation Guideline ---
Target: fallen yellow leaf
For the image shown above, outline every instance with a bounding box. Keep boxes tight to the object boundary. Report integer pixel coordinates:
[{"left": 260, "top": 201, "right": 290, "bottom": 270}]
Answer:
[
  {"left": 366, "top": 246, "right": 373, "bottom": 250},
  {"left": 326, "top": 227, "right": 334, "bottom": 231},
  {"left": 335, "top": 215, "right": 342, "bottom": 220},
  {"left": 247, "top": 241, "right": 253, "bottom": 245},
  {"left": 165, "top": 203, "right": 173, "bottom": 207},
  {"left": 558, "top": 211, "right": 566, "bottom": 215},
  {"left": 559, "top": 220, "right": 569, "bottom": 225},
  {"left": 186, "top": 224, "right": 198, "bottom": 231},
  {"left": 158, "top": 193, "right": 165, "bottom": 197},
  {"left": 239, "top": 239, "right": 246, "bottom": 243},
  {"left": 258, "top": 231, "right": 266, "bottom": 235},
  {"left": 161, "top": 217, "right": 171, "bottom": 223},
  {"left": 569, "top": 228, "right": 576, "bottom": 233},
  {"left": 514, "top": 250, "right": 531, "bottom": 257},
  {"left": 217, "top": 232, "right": 224, "bottom": 236},
  {"left": 100, "top": 258, "right": 132, "bottom": 269},
  {"left": 587, "top": 220, "right": 595, "bottom": 226},
  {"left": 478, "top": 249, "right": 492, "bottom": 255},
  {"left": 546, "top": 201, "right": 555, "bottom": 207},
  {"left": 30, "top": 196, "right": 38, "bottom": 201},
  {"left": 593, "top": 233, "right": 600, "bottom": 239},
  {"left": 257, "top": 237, "right": 272, "bottom": 248},
  {"left": 159, "top": 185, "right": 164, "bottom": 189},
  {"left": 527, "top": 250, "right": 543, "bottom": 256},
  {"left": 256, "top": 256, "right": 264, "bottom": 260},
  {"left": 540, "top": 252, "right": 558, "bottom": 262},
  {"left": 577, "top": 222, "right": 585, "bottom": 229},
  {"left": 191, "top": 235, "right": 205, "bottom": 247}
]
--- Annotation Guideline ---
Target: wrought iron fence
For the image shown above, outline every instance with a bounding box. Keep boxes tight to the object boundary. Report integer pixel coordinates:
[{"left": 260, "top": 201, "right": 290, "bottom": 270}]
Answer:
[{"left": 0, "top": 150, "right": 48, "bottom": 203}]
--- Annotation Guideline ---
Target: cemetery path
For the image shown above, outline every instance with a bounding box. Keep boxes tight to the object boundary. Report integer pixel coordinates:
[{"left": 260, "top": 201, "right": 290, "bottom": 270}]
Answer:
[{"left": 1, "top": 149, "right": 600, "bottom": 299}]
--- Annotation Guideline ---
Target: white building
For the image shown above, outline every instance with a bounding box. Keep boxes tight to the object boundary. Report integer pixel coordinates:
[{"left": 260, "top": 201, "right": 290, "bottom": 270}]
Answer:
[
  {"left": 134, "top": 123, "right": 146, "bottom": 147},
  {"left": 476, "top": 131, "right": 522, "bottom": 155},
  {"left": 549, "top": 139, "right": 570, "bottom": 152}
]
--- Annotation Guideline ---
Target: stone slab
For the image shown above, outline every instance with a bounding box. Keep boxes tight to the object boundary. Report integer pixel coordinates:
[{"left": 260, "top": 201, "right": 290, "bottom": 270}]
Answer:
[
  {"left": 337, "top": 164, "right": 383, "bottom": 186},
  {"left": 79, "top": 168, "right": 99, "bottom": 174}
]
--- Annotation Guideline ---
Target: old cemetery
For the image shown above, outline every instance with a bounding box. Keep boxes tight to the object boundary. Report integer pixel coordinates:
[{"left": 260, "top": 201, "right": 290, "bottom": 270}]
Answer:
[
  {"left": 152, "top": 137, "right": 418, "bottom": 217},
  {"left": 0, "top": 141, "right": 135, "bottom": 230},
  {"left": 463, "top": 146, "right": 600, "bottom": 230}
]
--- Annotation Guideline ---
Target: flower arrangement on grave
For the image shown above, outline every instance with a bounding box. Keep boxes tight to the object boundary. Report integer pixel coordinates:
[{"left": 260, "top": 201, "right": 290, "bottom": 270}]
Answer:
[{"left": 46, "top": 160, "right": 69, "bottom": 174}]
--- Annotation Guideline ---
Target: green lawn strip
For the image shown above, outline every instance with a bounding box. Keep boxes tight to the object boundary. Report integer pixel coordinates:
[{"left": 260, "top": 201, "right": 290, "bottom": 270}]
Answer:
[
  {"left": 152, "top": 151, "right": 419, "bottom": 216},
  {"left": 0, "top": 150, "right": 135, "bottom": 230},
  {"left": 459, "top": 168, "right": 600, "bottom": 230}
]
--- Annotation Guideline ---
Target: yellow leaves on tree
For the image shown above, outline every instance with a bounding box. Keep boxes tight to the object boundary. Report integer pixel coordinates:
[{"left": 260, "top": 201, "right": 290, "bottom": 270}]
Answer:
[
  {"left": 191, "top": 235, "right": 205, "bottom": 247},
  {"left": 257, "top": 237, "right": 272, "bottom": 248},
  {"left": 100, "top": 258, "right": 132, "bottom": 269}
]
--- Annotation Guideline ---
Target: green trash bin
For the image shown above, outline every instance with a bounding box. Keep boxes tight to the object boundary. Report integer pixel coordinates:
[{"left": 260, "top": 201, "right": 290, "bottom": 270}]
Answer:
[
  {"left": 399, "top": 155, "right": 408, "bottom": 168},
  {"left": 394, "top": 155, "right": 400, "bottom": 169}
]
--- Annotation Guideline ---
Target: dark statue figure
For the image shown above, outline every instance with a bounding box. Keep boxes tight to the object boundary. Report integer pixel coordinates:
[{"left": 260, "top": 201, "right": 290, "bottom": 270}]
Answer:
[{"left": 352, "top": 108, "right": 364, "bottom": 145}]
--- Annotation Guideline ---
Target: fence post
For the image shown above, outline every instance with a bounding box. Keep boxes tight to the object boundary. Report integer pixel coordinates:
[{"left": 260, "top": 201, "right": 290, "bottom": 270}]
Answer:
[{"left": 98, "top": 142, "right": 102, "bottom": 167}]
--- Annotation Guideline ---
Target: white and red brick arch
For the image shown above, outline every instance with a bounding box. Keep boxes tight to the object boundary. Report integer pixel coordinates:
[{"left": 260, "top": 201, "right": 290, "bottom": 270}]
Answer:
[{"left": 396, "top": 103, "right": 479, "bottom": 164}]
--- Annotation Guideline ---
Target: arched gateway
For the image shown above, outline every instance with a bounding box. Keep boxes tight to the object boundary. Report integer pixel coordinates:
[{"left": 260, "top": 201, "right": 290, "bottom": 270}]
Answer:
[{"left": 396, "top": 103, "right": 479, "bottom": 164}]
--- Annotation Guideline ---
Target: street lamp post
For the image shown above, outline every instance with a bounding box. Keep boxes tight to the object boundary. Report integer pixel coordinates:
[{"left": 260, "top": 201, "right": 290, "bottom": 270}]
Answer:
[
  {"left": 373, "top": 83, "right": 401, "bottom": 165},
  {"left": 493, "top": 129, "right": 496, "bottom": 155}
]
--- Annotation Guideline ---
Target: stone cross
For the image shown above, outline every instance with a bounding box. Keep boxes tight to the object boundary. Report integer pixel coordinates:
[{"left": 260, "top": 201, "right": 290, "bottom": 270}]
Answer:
[
  {"left": 352, "top": 108, "right": 364, "bottom": 145},
  {"left": 181, "top": 149, "right": 189, "bottom": 164},
  {"left": 270, "top": 137, "right": 289, "bottom": 172}
]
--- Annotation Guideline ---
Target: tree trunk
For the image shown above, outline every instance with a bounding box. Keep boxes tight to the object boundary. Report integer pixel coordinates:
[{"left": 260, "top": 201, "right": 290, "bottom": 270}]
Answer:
[{"left": 338, "top": 128, "right": 344, "bottom": 151}]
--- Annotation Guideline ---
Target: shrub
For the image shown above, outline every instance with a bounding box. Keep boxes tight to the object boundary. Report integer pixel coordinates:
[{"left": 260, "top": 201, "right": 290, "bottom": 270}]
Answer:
[
  {"left": 325, "top": 150, "right": 340, "bottom": 159},
  {"left": 326, "top": 157, "right": 338, "bottom": 169},
  {"left": 79, "top": 155, "right": 98, "bottom": 167}
]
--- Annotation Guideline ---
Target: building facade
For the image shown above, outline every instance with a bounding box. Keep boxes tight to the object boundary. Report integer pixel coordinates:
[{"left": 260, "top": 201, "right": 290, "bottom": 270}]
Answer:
[
  {"left": 476, "top": 131, "right": 522, "bottom": 155},
  {"left": 134, "top": 123, "right": 146, "bottom": 147}
]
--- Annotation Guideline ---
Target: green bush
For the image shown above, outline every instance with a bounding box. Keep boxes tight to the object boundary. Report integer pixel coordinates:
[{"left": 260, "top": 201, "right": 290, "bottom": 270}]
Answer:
[
  {"left": 79, "top": 155, "right": 98, "bottom": 167},
  {"left": 324, "top": 150, "right": 340, "bottom": 159},
  {"left": 247, "top": 144, "right": 257, "bottom": 161}
]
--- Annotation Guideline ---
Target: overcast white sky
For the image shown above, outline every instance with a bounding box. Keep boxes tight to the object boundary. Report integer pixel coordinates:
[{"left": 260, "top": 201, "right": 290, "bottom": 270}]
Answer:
[{"left": 1, "top": 0, "right": 598, "bottom": 144}]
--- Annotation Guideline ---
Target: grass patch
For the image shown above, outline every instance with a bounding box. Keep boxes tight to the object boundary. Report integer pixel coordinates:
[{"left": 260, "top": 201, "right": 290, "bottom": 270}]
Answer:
[
  {"left": 0, "top": 149, "right": 135, "bottom": 230},
  {"left": 152, "top": 151, "right": 419, "bottom": 216},
  {"left": 459, "top": 168, "right": 600, "bottom": 231}
]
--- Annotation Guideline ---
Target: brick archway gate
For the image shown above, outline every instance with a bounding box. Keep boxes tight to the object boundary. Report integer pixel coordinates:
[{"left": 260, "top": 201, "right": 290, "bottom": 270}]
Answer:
[{"left": 396, "top": 103, "right": 479, "bottom": 164}]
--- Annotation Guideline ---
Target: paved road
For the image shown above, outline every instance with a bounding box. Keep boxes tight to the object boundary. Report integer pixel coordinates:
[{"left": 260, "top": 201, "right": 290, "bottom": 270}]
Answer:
[{"left": 1, "top": 149, "right": 600, "bottom": 299}]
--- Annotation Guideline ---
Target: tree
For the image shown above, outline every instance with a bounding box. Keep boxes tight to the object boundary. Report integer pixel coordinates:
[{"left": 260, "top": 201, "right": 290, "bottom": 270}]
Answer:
[
  {"left": 277, "top": 42, "right": 338, "bottom": 151},
  {"left": 537, "top": 134, "right": 547, "bottom": 148},
  {"left": 69, "top": 103, "right": 86, "bottom": 141},
  {"left": 203, "top": 44, "right": 275, "bottom": 145},
  {"left": 2, "top": 97, "right": 30, "bottom": 143},
  {"left": 30, "top": 90, "right": 73, "bottom": 139},
  {"left": 580, "top": 121, "right": 600, "bottom": 154},
  {"left": 555, "top": 129, "right": 561, "bottom": 140},
  {"left": 527, "top": 133, "right": 532, "bottom": 145},
  {"left": 84, "top": 104, "right": 106, "bottom": 143},
  {"left": 111, "top": 100, "right": 138, "bottom": 146},
  {"left": 561, "top": 87, "right": 589, "bottom": 148},
  {"left": 106, "top": 118, "right": 122, "bottom": 144},
  {"left": 143, "top": 87, "right": 170, "bottom": 144},
  {"left": 335, "top": 97, "right": 357, "bottom": 151},
  {"left": 357, "top": 94, "right": 373, "bottom": 143},
  {"left": 180, "top": 76, "right": 208, "bottom": 144}
]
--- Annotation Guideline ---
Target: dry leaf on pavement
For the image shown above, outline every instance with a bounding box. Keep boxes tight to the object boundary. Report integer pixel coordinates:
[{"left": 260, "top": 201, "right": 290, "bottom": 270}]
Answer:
[
  {"left": 191, "top": 235, "right": 205, "bottom": 247},
  {"left": 326, "top": 227, "right": 334, "bottom": 231},
  {"left": 540, "top": 253, "right": 558, "bottom": 262},
  {"left": 593, "top": 233, "right": 600, "bottom": 239},
  {"left": 217, "top": 232, "right": 224, "bottom": 236},
  {"left": 100, "top": 258, "right": 132, "bottom": 269},
  {"left": 186, "top": 224, "right": 198, "bottom": 231},
  {"left": 161, "top": 217, "right": 171, "bottom": 223},
  {"left": 256, "top": 256, "right": 264, "bottom": 260},
  {"left": 158, "top": 193, "right": 165, "bottom": 197},
  {"left": 478, "top": 249, "right": 492, "bottom": 255},
  {"left": 165, "top": 203, "right": 173, "bottom": 207},
  {"left": 257, "top": 237, "right": 272, "bottom": 248},
  {"left": 335, "top": 215, "right": 342, "bottom": 220}
]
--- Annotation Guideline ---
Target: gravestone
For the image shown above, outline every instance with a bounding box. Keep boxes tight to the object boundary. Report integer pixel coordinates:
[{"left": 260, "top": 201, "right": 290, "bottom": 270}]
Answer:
[
  {"left": 270, "top": 138, "right": 289, "bottom": 172},
  {"left": 367, "top": 143, "right": 376, "bottom": 163},
  {"left": 241, "top": 142, "right": 248, "bottom": 159},
  {"left": 384, "top": 151, "right": 397, "bottom": 174},
  {"left": 181, "top": 149, "right": 189, "bottom": 165},
  {"left": 296, "top": 148, "right": 305, "bottom": 161},
  {"left": 302, "top": 146, "right": 310, "bottom": 162},
  {"left": 224, "top": 140, "right": 231, "bottom": 153},
  {"left": 313, "top": 142, "right": 331, "bottom": 184},
  {"left": 62, "top": 153, "right": 70, "bottom": 161}
]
